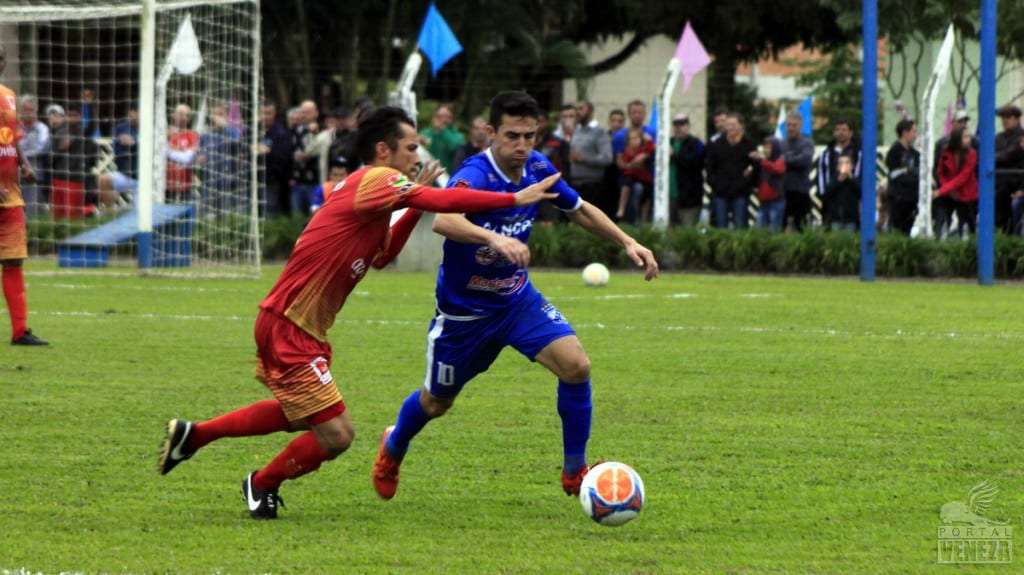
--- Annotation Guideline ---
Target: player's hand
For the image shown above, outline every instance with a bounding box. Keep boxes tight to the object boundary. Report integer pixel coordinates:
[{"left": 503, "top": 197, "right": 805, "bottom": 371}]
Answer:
[
  {"left": 514, "top": 173, "right": 562, "bottom": 206},
  {"left": 20, "top": 163, "right": 36, "bottom": 184},
  {"left": 625, "top": 241, "right": 659, "bottom": 281},
  {"left": 488, "top": 234, "right": 531, "bottom": 268},
  {"left": 415, "top": 160, "right": 444, "bottom": 185}
]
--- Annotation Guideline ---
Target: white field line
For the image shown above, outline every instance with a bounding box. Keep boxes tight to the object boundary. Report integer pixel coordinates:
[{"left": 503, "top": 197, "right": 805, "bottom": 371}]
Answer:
[{"left": 18, "top": 309, "right": 1024, "bottom": 341}]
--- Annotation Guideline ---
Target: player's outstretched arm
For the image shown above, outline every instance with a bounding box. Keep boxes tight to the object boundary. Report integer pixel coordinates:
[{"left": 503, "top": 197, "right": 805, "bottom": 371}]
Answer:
[
  {"left": 568, "top": 201, "right": 659, "bottom": 280},
  {"left": 403, "top": 172, "right": 561, "bottom": 213}
]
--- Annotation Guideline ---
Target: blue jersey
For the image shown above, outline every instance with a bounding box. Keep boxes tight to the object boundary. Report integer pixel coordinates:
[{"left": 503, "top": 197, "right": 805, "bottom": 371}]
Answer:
[{"left": 436, "top": 148, "right": 581, "bottom": 316}]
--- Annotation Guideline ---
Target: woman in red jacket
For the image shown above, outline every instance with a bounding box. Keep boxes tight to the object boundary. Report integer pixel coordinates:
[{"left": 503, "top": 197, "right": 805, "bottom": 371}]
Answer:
[{"left": 934, "top": 127, "right": 978, "bottom": 237}]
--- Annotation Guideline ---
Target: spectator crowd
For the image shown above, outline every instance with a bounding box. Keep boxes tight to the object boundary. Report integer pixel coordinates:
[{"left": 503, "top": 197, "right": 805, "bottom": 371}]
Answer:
[{"left": 17, "top": 87, "right": 1024, "bottom": 238}]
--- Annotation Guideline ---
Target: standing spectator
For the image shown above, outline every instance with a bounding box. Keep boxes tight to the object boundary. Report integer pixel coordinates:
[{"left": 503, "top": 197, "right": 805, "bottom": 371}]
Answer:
[
  {"left": 289, "top": 100, "right": 320, "bottom": 215},
  {"left": 612, "top": 100, "right": 655, "bottom": 157},
  {"left": 98, "top": 106, "right": 139, "bottom": 207},
  {"left": 885, "top": 119, "right": 920, "bottom": 235},
  {"left": 18, "top": 95, "right": 49, "bottom": 215},
  {"left": 568, "top": 101, "right": 612, "bottom": 211},
  {"left": 705, "top": 113, "right": 757, "bottom": 229},
  {"left": 669, "top": 113, "right": 704, "bottom": 226},
  {"left": 329, "top": 107, "right": 358, "bottom": 169},
  {"left": 259, "top": 102, "right": 293, "bottom": 216},
  {"left": 419, "top": 104, "right": 465, "bottom": 173},
  {"left": 995, "top": 104, "right": 1024, "bottom": 233},
  {"left": 79, "top": 87, "right": 102, "bottom": 138},
  {"left": 309, "top": 155, "right": 354, "bottom": 213},
  {"left": 49, "top": 102, "right": 98, "bottom": 218},
  {"left": 932, "top": 109, "right": 977, "bottom": 185},
  {"left": 934, "top": 127, "right": 978, "bottom": 237},
  {"left": 615, "top": 128, "right": 655, "bottom": 223},
  {"left": 452, "top": 116, "right": 489, "bottom": 169},
  {"left": 779, "top": 112, "right": 815, "bottom": 232},
  {"left": 166, "top": 103, "right": 199, "bottom": 203},
  {"left": 305, "top": 106, "right": 345, "bottom": 183},
  {"left": 817, "top": 119, "right": 862, "bottom": 228},
  {"left": 548, "top": 104, "right": 577, "bottom": 177},
  {"left": 600, "top": 109, "right": 627, "bottom": 217},
  {"left": 197, "top": 104, "right": 244, "bottom": 216},
  {"left": 825, "top": 154, "right": 860, "bottom": 231},
  {"left": 753, "top": 137, "right": 785, "bottom": 232},
  {"left": 709, "top": 107, "right": 729, "bottom": 143}
]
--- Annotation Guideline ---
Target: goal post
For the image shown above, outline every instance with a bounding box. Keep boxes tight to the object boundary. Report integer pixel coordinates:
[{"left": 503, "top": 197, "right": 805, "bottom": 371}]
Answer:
[{"left": 0, "top": 0, "right": 262, "bottom": 277}]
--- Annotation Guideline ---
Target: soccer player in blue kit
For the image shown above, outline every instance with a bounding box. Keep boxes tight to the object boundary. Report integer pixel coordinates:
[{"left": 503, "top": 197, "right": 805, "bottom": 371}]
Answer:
[{"left": 373, "top": 91, "right": 659, "bottom": 499}]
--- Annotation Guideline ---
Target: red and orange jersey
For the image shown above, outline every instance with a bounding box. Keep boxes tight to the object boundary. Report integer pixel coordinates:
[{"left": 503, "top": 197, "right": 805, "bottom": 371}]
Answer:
[
  {"left": 0, "top": 84, "right": 24, "bottom": 208},
  {"left": 259, "top": 166, "right": 423, "bottom": 342}
]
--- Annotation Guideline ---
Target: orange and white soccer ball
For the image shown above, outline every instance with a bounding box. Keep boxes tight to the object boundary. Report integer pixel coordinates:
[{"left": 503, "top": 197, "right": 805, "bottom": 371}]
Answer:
[
  {"left": 581, "top": 262, "right": 610, "bottom": 287},
  {"left": 579, "top": 461, "right": 645, "bottom": 526}
]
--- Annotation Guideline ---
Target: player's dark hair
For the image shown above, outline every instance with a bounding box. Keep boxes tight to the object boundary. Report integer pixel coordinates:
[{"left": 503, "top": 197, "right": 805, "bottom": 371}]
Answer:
[
  {"left": 896, "top": 118, "right": 915, "bottom": 138},
  {"left": 489, "top": 91, "right": 540, "bottom": 129},
  {"left": 355, "top": 106, "right": 415, "bottom": 165}
]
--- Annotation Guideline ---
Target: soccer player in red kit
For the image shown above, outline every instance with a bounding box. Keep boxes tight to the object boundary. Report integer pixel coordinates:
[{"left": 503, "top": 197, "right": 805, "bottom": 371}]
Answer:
[
  {"left": 0, "top": 45, "right": 47, "bottom": 346},
  {"left": 158, "top": 106, "right": 561, "bottom": 519}
]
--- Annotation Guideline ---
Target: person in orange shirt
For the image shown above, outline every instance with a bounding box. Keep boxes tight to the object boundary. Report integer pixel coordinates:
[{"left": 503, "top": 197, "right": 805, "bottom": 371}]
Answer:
[
  {"left": 157, "top": 106, "right": 561, "bottom": 519},
  {"left": 0, "top": 45, "right": 46, "bottom": 346}
]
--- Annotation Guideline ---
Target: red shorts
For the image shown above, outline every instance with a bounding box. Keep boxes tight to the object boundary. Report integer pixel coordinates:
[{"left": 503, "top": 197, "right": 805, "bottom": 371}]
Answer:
[
  {"left": 254, "top": 309, "right": 345, "bottom": 422},
  {"left": 0, "top": 206, "right": 27, "bottom": 260}
]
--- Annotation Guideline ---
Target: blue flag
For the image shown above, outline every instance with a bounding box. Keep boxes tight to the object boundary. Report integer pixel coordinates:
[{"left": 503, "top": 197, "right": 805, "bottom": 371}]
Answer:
[
  {"left": 797, "top": 96, "right": 813, "bottom": 136},
  {"left": 646, "top": 98, "right": 658, "bottom": 140},
  {"left": 418, "top": 3, "right": 463, "bottom": 77}
]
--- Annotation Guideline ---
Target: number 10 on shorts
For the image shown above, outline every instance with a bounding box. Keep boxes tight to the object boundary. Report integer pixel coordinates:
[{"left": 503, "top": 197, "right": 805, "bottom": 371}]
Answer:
[{"left": 435, "top": 362, "right": 455, "bottom": 387}]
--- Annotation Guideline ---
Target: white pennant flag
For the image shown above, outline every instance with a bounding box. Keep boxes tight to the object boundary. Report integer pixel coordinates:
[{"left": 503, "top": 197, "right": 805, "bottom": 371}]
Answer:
[{"left": 168, "top": 14, "right": 203, "bottom": 75}]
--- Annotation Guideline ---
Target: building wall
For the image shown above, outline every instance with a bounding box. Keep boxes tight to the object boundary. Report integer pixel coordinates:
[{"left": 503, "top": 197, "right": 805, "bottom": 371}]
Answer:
[{"left": 562, "top": 34, "right": 708, "bottom": 139}]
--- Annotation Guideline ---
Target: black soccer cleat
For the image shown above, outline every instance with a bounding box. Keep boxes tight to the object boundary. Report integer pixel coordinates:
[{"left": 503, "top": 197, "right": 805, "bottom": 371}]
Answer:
[
  {"left": 242, "top": 471, "right": 284, "bottom": 520},
  {"left": 11, "top": 329, "right": 48, "bottom": 346},
  {"left": 157, "top": 419, "right": 195, "bottom": 475}
]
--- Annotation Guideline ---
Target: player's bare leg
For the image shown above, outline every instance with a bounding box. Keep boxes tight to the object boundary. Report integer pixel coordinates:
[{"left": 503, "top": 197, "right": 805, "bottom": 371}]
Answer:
[
  {"left": 3, "top": 258, "right": 46, "bottom": 346},
  {"left": 535, "top": 335, "right": 594, "bottom": 496},
  {"left": 373, "top": 390, "right": 452, "bottom": 499}
]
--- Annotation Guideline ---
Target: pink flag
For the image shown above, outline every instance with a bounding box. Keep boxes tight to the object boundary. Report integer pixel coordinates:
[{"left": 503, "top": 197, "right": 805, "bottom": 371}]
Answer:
[
  {"left": 943, "top": 104, "right": 953, "bottom": 136},
  {"left": 675, "top": 21, "right": 711, "bottom": 92}
]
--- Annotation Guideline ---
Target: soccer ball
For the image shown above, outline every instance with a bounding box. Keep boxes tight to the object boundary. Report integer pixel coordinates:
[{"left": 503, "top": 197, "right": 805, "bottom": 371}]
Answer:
[
  {"left": 581, "top": 263, "right": 610, "bottom": 287},
  {"left": 579, "top": 461, "right": 645, "bottom": 526}
]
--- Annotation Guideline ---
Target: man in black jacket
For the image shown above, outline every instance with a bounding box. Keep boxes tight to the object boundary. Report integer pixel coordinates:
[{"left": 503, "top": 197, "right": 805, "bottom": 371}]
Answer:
[
  {"left": 818, "top": 119, "right": 862, "bottom": 228},
  {"left": 995, "top": 105, "right": 1024, "bottom": 233},
  {"left": 670, "top": 114, "right": 705, "bottom": 226},
  {"left": 885, "top": 119, "right": 920, "bottom": 235},
  {"left": 705, "top": 113, "right": 756, "bottom": 229}
]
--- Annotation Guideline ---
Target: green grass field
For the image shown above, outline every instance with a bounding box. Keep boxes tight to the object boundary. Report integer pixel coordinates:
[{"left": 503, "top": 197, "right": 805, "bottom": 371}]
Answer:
[{"left": 1, "top": 264, "right": 1021, "bottom": 574}]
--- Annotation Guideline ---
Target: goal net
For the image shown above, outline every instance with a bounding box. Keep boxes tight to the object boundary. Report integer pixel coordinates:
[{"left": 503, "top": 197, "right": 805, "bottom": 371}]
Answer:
[{"left": 0, "top": 0, "right": 262, "bottom": 277}]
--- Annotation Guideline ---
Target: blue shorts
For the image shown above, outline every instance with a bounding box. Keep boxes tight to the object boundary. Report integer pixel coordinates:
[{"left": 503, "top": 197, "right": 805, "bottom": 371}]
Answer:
[{"left": 423, "top": 290, "right": 576, "bottom": 398}]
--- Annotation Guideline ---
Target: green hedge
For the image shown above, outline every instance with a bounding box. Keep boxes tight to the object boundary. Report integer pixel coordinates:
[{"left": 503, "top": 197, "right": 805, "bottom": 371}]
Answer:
[{"left": 527, "top": 224, "right": 1024, "bottom": 279}]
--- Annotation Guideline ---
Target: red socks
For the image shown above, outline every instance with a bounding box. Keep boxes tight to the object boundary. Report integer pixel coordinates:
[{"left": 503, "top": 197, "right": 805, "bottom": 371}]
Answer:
[
  {"left": 2, "top": 265, "right": 27, "bottom": 340},
  {"left": 189, "top": 399, "right": 291, "bottom": 450},
  {"left": 253, "top": 431, "right": 330, "bottom": 491}
]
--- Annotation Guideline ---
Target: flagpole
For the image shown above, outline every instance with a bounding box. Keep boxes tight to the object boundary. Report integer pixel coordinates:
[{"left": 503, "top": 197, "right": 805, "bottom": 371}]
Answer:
[{"left": 654, "top": 58, "right": 680, "bottom": 230}]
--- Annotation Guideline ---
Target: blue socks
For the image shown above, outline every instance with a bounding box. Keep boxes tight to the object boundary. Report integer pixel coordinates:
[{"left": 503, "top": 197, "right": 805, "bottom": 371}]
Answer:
[
  {"left": 557, "top": 380, "right": 592, "bottom": 474},
  {"left": 386, "top": 390, "right": 432, "bottom": 459}
]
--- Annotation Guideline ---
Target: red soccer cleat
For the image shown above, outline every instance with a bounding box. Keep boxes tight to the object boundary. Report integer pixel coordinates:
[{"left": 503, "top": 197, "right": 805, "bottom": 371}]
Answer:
[
  {"left": 561, "top": 464, "right": 591, "bottom": 496},
  {"left": 373, "top": 425, "right": 402, "bottom": 500}
]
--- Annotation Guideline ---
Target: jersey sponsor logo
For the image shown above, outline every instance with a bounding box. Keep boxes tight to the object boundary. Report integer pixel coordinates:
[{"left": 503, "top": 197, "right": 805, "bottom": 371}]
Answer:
[
  {"left": 385, "top": 172, "right": 416, "bottom": 195},
  {"left": 0, "top": 127, "right": 13, "bottom": 145},
  {"left": 481, "top": 217, "right": 533, "bottom": 237},
  {"left": 0, "top": 145, "right": 16, "bottom": 157},
  {"left": 350, "top": 258, "right": 368, "bottom": 280},
  {"left": 530, "top": 161, "right": 548, "bottom": 173},
  {"left": 542, "top": 302, "right": 567, "bottom": 324},
  {"left": 466, "top": 271, "right": 527, "bottom": 295},
  {"left": 474, "top": 246, "right": 499, "bottom": 266},
  {"left": 309, "top": 356, "right": 333, "bottom": 385}
]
